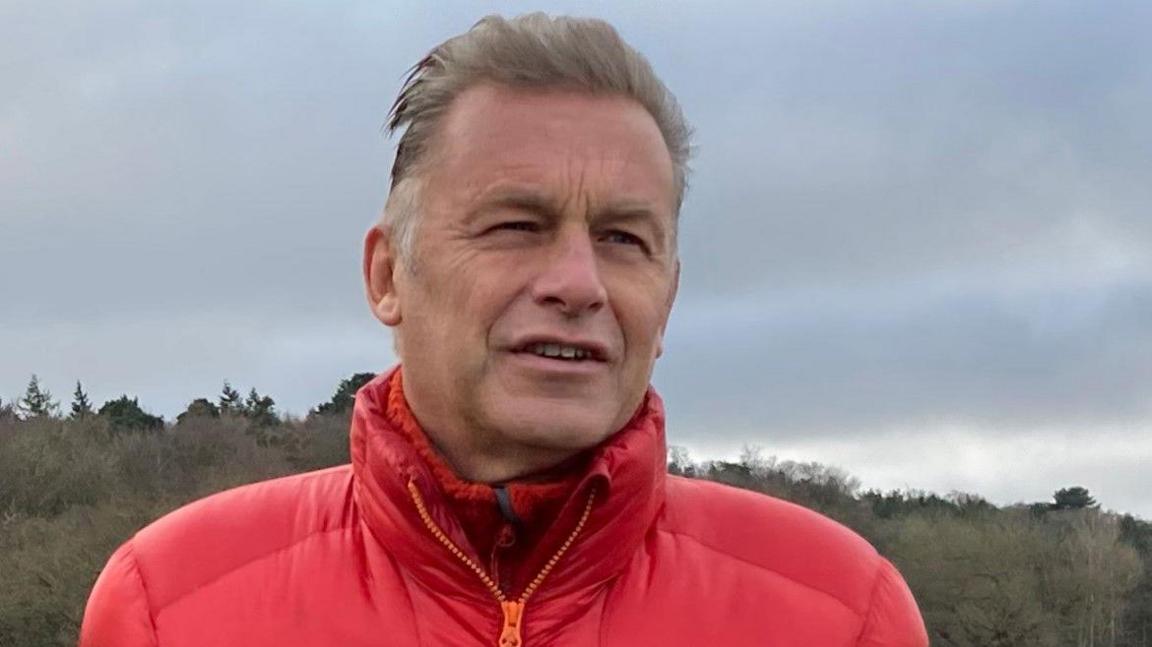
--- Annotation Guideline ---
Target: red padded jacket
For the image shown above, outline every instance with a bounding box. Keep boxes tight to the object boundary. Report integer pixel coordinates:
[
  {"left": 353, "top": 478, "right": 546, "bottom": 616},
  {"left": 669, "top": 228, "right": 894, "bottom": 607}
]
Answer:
[{"left": 80, "top": 372, "right": 928, "bottom": 646}]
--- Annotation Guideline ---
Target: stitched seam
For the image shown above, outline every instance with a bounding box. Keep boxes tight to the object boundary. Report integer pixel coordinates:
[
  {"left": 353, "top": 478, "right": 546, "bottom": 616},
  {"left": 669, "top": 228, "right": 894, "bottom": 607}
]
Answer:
[
  {"left": 122, "top": 542, "right": 161, "bottom": 647},
  {"left": 656, "top": 528, "right": 866, "bottom": 620},
  {"left": 156, "top": 525, "right": 349, "bottom": 613},
  {"left": 854, "top": 558, "right": 888, "bottom": 645}
]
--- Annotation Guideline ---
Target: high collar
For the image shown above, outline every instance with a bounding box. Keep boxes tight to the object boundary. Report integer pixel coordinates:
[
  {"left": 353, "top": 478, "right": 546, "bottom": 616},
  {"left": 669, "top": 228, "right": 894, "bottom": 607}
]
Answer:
[
  {"left": 349, "top": 365, "right": 667, "bottom": 606},
  {"left": 379, "top": 368, "right": 588, "bottom": 591}
]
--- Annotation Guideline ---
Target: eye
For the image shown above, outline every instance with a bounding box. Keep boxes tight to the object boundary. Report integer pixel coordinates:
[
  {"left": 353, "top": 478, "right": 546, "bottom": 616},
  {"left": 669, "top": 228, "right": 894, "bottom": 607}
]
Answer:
[
  {"left": 490, "top": 221, "right": 539, "bottom": 233},
  {"left": 602, "top": 230, "right": 648, "bottom": 250}
]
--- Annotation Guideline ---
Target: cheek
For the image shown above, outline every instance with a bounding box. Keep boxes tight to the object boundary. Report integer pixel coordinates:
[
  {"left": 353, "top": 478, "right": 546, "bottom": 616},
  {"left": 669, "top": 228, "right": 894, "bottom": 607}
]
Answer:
[
  {"left": 607, "top": 275, "right": 675, "bottom": 351},
  {"left": 617, "top": 302, "right": 672, "bottom": 370},
  {"left": 466, "top": 272, "right": 516, "bottom": 317},
  {"left": 452, "top": 258, "right": 530, "bottom": 343}
]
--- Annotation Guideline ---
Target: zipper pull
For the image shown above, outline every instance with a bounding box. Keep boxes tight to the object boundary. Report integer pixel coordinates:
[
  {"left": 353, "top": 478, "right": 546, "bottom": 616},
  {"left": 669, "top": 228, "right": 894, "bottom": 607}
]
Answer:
[
  {"left": 498, "top": 600, "right": 525, "bottom": 647},
  {"left": 489, "top": 523, "right": 517, "bottom": 593}
]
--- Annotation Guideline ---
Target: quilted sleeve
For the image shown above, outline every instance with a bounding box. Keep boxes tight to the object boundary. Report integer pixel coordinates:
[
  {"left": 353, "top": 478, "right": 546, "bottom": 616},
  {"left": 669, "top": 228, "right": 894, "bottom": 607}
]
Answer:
[
  {"left": 78, "top": 541, "right": 159, "bottom": 647},
  {"left": 856, "top": 558, "right": 929, "bottom": 647}
]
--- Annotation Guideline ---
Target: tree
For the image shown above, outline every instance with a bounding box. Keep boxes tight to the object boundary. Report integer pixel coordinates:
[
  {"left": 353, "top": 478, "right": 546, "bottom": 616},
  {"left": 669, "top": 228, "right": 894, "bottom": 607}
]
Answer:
[
  {"left": 1118, "top": 515, "right": 1152, "bottom": 647},
  {"left": 97, "top": 395, "right": 164, "bottom": 432},
  {"left": 219, "top": 381, "right": 243, "bottom": 416},
  {"left": 17, "top": 374, "right": 59, "bottom": 419},
  {"left": 70, "top": 380, "right": 93, "bottom": 420},
  {"left": 1052, "top": 486, "right": 1098, "bottom": 511},
  {"left": 1040, "top": 508, "right": 1142, "bottom": 646},
  {"left": 176, "top": 398, "right": 220, "bottom": 425},
  {"left": 738, "top": 444, "right": 775, "bottom": 478},
  {"left": 244, "top": 388, "right": 278, "bottom": 429},
  {"left": 667, "top": 445, "right": 695, "bottom": 477},
  {"left": 0, "top": 396, "right": 16, "bottom": 422},
  {"left": 313, "top": 372, "right": 377, "bottom": 416},
  {"left": 888, "top": 513, "right": 1059, "bottom": 647}
]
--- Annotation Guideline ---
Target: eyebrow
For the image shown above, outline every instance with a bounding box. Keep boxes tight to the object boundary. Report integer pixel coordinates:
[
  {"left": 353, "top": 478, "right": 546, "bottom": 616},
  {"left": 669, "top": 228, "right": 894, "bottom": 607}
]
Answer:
[
  {"left": 475, "top": 187, "right": 665, "bottom": 220},
  {"left": 466, "top": 187, "right": 559, "bottom": 224},
  {"left": 469, "top": 187, "right": 673, "bottom": 251},
  {"left": 599, "top": 204, "right": 662, "bottom": 223},
  {"left": 482, "top": 189, "right": 557, "bottom": 215}
]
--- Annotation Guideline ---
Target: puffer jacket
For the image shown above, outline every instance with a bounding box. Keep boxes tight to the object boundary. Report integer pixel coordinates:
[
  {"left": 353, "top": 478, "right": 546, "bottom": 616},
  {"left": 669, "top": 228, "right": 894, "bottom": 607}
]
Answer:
[{"left": 79, "top": 371, "right": 928, "bottom": 646}]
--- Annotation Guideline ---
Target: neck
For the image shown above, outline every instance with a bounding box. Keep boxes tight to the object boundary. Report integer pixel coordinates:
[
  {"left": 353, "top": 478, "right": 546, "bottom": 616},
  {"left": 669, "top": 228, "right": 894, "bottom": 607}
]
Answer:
[
  {"left": 426, "top": 431, "right": 582, "bottom": 484},
  {"left": 397, "top": 381, "right": 590, "bottom": 484},
  {"left": 385, "top": 368, "right": 588, "bottom": 484}
]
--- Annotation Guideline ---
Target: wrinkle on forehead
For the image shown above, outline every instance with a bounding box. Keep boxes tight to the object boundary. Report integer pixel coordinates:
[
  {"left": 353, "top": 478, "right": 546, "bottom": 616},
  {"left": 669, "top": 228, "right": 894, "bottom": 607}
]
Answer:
[{"left": 424, "top": 83, "right": 677, "bottom": 218}]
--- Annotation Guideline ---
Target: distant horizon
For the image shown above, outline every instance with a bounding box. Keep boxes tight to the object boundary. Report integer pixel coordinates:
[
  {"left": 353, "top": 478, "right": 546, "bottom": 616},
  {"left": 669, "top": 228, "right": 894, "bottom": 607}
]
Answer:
[{"left": 4, "top": 370, "right": 1145, "bottom": 522}]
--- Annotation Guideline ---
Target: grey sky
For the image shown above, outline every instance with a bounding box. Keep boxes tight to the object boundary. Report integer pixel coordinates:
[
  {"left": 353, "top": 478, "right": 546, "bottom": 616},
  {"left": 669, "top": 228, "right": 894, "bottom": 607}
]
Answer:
[{"left": 3, "top": 1, "right": 1150, "bottom": 517}]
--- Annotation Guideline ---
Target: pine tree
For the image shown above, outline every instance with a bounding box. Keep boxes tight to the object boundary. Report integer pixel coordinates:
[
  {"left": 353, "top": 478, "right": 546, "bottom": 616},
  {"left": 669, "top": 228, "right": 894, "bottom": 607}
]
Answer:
[
  {"left": 313, "top": 372, "right": 376, "bottom": 416},
  {"left": 219, "top": 380, "right": 243, "bottom": 416},
  {"left": 244, "top": 388, "right": 278, "bottom": 428},
  {"left": 17, "top": 374, "right": 59, "bottom": 419},
  {"left": 1052, "top": 486, "right": 1098, "bottom": 510},
  {"left": 70, "top": 380, "right": 93, "bottom": 419},
  {"left": 176, "top": 398, "right": 220, "bottom": 425},
  {"left": 97, "top": 395, "right": 164, "bottom": 432}
]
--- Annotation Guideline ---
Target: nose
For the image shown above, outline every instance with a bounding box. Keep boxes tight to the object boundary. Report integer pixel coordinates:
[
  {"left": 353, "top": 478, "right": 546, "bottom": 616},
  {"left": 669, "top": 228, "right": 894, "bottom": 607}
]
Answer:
[{"left": 531, "top": 229, "right": 607, "bottom": 317}]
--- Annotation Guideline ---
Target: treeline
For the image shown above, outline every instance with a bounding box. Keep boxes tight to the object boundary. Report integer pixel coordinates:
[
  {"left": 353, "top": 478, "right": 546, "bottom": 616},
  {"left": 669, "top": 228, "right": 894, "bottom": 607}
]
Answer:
[
  {"left": 1, "top": 374, "right": 1149, "bottom": 646},
  {"left": 0, "top": 373, "right": 374, "bottom": 646},
  {"left": 670, "top": 448, "right": 1152, "bottom": 647},
  {"left": 0, "top": 373, "right": 377, "bottom": 439}
]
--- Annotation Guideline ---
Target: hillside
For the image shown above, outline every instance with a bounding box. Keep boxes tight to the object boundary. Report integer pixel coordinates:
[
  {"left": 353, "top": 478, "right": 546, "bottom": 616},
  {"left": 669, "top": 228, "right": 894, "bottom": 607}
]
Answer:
[{"left": 1, "top": 379, "right": 1149, "bottom": 646}]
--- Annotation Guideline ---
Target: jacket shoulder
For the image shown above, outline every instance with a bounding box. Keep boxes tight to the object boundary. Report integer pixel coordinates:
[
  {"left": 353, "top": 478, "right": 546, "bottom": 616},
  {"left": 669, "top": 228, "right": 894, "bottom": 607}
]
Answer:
[
  {"left": 659, "top": 475, "right": 884, "bottom": 618},
  {"left": 125, "top": 465, "right": 357, "bottom": 613},
  {"left": 80, "top": 541, "right": 158, "bottom": 647}
]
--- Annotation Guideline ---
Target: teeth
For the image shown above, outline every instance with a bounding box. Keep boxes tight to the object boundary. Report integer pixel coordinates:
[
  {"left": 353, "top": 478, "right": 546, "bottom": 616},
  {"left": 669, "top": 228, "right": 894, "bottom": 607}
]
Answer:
[{"left": 527, "top": 343, "right": 591, "bottom": 360}]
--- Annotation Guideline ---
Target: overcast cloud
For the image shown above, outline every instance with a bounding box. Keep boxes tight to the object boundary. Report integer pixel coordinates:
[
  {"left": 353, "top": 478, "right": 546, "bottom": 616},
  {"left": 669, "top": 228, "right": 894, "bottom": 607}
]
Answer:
[{"left": 3, "top": 1, "right": 1150, "bottom": 517}]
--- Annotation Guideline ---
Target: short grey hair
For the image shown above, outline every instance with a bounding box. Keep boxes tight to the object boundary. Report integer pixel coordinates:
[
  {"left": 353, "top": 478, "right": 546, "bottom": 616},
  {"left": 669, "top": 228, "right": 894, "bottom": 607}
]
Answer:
[{"left": 379, "top": 13, "right": 692, "bottom": 264}]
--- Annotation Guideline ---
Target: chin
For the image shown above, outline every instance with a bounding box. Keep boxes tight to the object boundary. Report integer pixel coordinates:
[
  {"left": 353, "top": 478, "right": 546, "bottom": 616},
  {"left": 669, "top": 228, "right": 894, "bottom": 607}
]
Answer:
[{"left": 494, "top": 400, "right": 622, "bottom": 452}]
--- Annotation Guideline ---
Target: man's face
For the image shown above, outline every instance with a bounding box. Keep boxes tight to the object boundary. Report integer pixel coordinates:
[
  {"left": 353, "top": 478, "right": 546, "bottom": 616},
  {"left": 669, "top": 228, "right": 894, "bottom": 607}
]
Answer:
[{"left": 376, "top": 83, "right": 678, "bottom": 467}]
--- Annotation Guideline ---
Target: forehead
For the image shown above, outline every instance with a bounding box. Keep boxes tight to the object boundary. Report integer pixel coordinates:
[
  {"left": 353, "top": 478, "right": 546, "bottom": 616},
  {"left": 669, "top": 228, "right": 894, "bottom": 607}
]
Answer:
[{"left": 425, "top": 83, "right": 676, "bottom": 213}]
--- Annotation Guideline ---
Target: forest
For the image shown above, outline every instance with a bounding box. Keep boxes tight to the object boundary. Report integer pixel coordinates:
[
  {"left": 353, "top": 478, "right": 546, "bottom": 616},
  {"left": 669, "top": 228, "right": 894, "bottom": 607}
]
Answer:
[{"left": 1, "top": 374, "right": 1149, "bottom": 647}]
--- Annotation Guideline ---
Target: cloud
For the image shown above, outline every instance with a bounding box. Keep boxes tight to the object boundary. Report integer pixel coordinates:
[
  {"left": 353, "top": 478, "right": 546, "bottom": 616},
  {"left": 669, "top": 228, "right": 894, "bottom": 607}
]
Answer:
[
  {"left": 656, "top": 277, "right": 1152, "bottom": 436},
  {"left": 2, "top": 1, "right": 1149, "bottom": 515},
  {"left": 0, "top": 311, "right": 395, "bottom": 419},
  {"left": 668, "top": 0, "right": 1152, "bottom": 297},
  {"left": 669, "top": 424, "right": 1152, "bottom": 520}
]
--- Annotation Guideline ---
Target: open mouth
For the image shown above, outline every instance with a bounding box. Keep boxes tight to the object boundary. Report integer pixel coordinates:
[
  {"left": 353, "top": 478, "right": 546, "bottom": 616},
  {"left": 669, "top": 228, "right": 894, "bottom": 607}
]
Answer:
[{"left": 512, "top": 341, "right": 607, "bottom": 362}]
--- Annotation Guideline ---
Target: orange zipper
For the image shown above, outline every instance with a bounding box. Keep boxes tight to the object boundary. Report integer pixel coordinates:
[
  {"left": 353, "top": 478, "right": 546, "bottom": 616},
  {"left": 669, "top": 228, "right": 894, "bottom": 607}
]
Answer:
[{"left": 407, "top": 480, "right": 596, "bottom": 647}]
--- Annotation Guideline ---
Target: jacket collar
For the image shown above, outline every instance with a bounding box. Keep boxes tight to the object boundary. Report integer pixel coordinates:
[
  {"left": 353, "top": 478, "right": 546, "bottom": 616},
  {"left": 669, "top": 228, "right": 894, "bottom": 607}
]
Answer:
[{"left": 349, "top": 366, "right": 667, "bottom": 605}]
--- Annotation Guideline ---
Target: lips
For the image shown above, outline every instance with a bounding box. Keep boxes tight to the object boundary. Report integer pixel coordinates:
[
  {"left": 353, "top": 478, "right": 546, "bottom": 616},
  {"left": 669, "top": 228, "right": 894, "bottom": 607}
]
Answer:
[{"left": 508, "top": 336, "right": 610, "bottom": 362}]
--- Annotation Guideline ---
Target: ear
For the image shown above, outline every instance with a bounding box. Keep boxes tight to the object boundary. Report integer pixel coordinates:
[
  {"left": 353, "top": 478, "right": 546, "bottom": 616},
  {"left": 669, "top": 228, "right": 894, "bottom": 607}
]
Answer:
[
  {"left": 363, "top": 225, "right": 403, "bottom": 326},
  {"left": 655, "top": 259, "right": 680, "bottom": 359}
]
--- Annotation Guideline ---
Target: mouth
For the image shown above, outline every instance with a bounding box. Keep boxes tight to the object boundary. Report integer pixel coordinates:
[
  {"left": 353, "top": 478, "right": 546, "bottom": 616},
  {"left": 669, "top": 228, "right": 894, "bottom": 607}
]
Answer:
[{"left": 509, "top": 338, "right": 610, "bottom": 363}]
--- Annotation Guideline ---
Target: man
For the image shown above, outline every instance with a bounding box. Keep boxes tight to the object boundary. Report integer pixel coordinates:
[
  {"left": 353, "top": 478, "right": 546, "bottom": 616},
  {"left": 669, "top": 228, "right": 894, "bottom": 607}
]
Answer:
[{"left": 80, "top": 14, "right": 928, "bottom": 646}]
